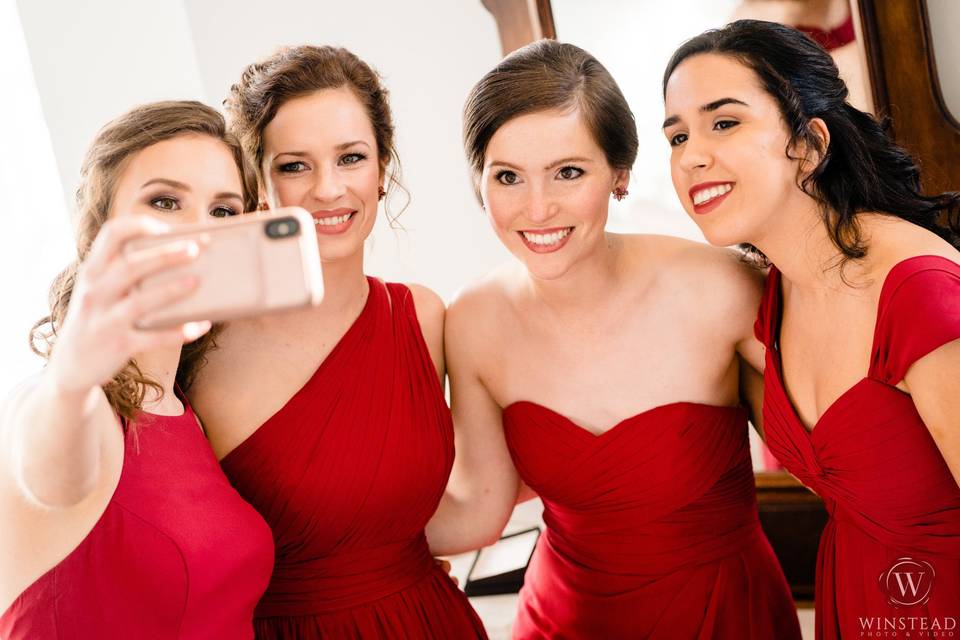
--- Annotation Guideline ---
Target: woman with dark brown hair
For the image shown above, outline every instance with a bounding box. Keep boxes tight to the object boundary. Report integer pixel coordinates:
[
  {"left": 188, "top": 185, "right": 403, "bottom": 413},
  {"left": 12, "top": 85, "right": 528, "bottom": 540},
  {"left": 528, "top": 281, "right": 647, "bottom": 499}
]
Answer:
[
  {"left": 426, "top": 39, "right": 800, "bottom": 639},
  {"left": 663, "top": 20, "right": 960, "bottom": 638},
  {"left": 187, "top": 46, "right": 485, "bottom": 639},
  {"left": 0, "top": 101, "right": 273, "bottom": 638}
]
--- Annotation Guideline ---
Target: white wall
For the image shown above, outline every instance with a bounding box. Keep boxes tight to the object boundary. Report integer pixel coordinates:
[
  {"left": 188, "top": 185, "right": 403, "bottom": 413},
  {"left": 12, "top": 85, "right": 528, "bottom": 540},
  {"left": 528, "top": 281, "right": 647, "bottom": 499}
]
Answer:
[
  {"left": 0, "top": 0, "right": 73, "bottom": 395},
  {"left": 16, "top": 0, "right": 207, "bottom": 209}
]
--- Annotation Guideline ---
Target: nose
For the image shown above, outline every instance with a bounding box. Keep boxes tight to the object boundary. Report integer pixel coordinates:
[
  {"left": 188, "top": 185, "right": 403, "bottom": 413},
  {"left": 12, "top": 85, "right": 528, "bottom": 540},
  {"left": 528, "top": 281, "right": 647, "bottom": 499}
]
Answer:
[
  {"left": 310, "top": 165, "right": 347, "bottom": 204},
  {"left": 678, "top": 133, "right": 714, "bottom": 174},
  {"left": 525, "top": 181, "right": 560, "bottom": 224}
]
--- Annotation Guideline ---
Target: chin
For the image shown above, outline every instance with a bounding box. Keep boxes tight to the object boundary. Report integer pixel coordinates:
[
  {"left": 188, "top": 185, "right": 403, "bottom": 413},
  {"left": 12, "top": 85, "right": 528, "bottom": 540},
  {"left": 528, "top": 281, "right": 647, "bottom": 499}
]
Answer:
[
  {"left": 521, "top": 254, "right": 577, "bottom": 282},
  {"left": 694, "top": 221, "right": 751, "bottom": 249}
]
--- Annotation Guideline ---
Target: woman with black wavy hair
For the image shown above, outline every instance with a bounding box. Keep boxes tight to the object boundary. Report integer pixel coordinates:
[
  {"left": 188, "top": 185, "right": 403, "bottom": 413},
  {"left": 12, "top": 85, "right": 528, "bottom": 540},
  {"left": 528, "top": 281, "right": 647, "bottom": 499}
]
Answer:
[{"left": 663, "top": 19, "right": 960, "bottom": 639}]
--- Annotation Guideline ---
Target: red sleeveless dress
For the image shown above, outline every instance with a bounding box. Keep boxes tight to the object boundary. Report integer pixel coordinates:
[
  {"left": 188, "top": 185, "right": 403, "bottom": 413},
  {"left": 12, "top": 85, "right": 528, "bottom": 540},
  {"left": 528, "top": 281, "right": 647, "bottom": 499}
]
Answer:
[
  {"left": 220, "top": 277, "right": 486, "bottom": 639},
  {"left": 503, "top": 401, "right": 801, "bottom": 639},
  {"left": 755, "top": 256, "right": 960, "bottom": 639},
  {"left": 0, "top": 399, "right": 274, "bottom": 639}
]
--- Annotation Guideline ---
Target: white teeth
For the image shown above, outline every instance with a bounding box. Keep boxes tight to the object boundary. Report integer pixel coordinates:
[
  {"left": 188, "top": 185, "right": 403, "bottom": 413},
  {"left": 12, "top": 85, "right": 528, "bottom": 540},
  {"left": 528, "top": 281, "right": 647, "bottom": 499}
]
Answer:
[
  {"left": 521, "top": 227, "right": 572, "bottom": 246},
  {"left": 314, "top": 212, "right": 354, "bottom": 226},
  {"left": 692, "top": 183, "right": 733, "bottom": 206}
]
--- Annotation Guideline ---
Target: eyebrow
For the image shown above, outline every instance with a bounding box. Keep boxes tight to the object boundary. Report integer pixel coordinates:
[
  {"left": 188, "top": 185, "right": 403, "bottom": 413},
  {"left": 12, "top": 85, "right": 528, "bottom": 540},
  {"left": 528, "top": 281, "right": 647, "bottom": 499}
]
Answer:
[
  {"left": 141, "top": 178, "right": 242, "bottom": 201},
  {"left": 488, "top": 156, "right": 593, "bottom": 171},
  {"left": 274, "top": 140, "right": 372, "bottom": 159},
  {"left": 141, "top": 178, "right": 189, "bottom": 190},
  {"left": 661, "top": 97, "right": 750, "bottom": 129}
]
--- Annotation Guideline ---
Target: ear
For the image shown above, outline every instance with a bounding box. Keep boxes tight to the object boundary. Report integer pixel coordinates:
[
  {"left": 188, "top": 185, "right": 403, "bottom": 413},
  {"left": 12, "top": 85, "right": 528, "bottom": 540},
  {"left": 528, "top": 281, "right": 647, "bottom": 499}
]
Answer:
[
  {"left": 793, "top": 117, "right": 831, "bottom": 175},
  {"left": 612, "top": 168, "right": 630, "bottom": 191}
]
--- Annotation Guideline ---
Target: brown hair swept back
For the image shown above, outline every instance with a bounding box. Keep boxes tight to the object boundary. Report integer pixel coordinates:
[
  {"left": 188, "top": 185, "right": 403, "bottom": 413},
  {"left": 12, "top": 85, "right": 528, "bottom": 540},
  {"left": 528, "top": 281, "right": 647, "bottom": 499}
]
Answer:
[
  {"left": 224, "top": 44, "right": 405, "bottom": 220},
  {"left": 30, "top": 100, "right": 258, "bottom": 422},
  {"left": 463, "top": 39, "right": 638, "bottom": 199}
]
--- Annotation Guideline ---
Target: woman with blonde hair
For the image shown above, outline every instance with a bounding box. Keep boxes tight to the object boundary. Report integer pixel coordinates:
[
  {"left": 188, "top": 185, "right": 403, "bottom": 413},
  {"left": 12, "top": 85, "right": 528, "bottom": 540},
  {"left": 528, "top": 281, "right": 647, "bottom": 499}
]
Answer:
[{"left": 0, "top": 101, "right": 273, "bottom": 639}]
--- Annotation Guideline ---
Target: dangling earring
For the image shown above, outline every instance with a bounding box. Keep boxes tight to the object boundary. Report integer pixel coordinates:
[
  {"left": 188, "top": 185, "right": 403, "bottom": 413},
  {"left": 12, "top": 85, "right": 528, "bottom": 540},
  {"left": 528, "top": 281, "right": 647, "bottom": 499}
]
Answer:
[
  {"left": 378, "top": 186, "right": 386, "bottom": 201},
  {"left": 612, "top": 187, "right": 629, "bottom": 202},
  {"left": 257, "top": 202, "right": 270, "bottom": 211}
]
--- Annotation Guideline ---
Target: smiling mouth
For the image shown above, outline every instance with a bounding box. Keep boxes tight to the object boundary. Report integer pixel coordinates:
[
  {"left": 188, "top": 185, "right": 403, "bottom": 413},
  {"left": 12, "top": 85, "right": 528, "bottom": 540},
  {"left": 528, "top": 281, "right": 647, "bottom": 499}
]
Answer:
[
  {"left": 313, "top": 211, "right": 355, "bottom": 226},
  {"left": 689, "top": 182, "right": 734, "bottom": 214},
  {"left": 517, "top": 226, "right": 574, "bottom": 253}
]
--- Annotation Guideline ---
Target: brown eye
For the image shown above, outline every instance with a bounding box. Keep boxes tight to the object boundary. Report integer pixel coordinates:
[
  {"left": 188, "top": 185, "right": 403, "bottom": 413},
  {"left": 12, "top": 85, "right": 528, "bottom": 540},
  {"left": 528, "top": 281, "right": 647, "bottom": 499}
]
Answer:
[
  {"left": 496, "top": 170, "right": 519, "bottom": 185},
  {"left": 150, "top": 196, "right": 180, "bottom": 211},
  {"left": 209, "top": 206, "right": 238, "bottom": 218},
  {"left": 557, "top": 166, "right": 584, "bottom": 180}
]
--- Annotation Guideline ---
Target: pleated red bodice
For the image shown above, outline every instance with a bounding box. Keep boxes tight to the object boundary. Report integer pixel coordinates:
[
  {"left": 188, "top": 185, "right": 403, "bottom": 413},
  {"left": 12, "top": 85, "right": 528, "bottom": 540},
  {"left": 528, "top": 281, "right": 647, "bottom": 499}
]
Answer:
[
  {"left": 755, "top": 256, "right": 960, "bottom": 639},
  {"left": 220, "top": 277, "right": 485, "bottom": 639},
  {"left": 503, "top": 400, "right": 801, "bottom": 639}
]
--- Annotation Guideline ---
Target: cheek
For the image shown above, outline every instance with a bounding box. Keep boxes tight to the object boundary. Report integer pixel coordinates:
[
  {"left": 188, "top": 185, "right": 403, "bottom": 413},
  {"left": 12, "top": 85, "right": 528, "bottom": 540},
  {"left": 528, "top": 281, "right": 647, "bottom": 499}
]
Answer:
[
  {"left": 266, "top": 176, "right": 306, "bottom": 207},
  {"left": 483, "top": 189, "right": 519, "bottom": 233}
]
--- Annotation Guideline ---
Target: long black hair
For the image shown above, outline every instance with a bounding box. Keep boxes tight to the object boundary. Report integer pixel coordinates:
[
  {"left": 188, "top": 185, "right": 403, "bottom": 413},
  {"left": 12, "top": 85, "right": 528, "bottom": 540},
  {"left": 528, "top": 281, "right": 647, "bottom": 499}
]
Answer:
[{"left": 663, "top": 19, "right": 960, "bottom": 263}]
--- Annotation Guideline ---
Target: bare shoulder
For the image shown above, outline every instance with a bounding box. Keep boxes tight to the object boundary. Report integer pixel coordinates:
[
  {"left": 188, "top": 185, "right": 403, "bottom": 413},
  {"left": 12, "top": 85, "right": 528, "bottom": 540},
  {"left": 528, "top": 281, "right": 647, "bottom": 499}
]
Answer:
[
  {"left": 628, "top": 234, "right": 766, "bottom": 311},
  {"left": 868, "top": 216, "right": 960, "bottom": 274},
  {"left": 446, "top": 264, "right": 520, "bottom": 360},
  {"left": 405, "top": 283, "right": 446, "bottom": 335}
]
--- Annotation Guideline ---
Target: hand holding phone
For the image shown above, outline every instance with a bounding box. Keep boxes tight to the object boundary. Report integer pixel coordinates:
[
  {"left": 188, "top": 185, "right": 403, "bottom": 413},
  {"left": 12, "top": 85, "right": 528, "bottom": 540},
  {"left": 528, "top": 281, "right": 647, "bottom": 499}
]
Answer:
[{"left": 123, "top": 207, "right": 324, "bottom": 329}]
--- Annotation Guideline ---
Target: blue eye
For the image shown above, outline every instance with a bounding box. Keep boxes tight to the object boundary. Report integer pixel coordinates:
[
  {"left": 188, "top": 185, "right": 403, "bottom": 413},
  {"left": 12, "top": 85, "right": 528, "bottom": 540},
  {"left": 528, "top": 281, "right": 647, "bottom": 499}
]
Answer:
[
  {"left": 496, "top": 170, "right": 519, "bottom": 185},
  {"left": 150, "top": 196, "right": 180, "bottom": 211},
  {"left": 557, "top": 166, "right": 584, "bottom": 180},
  {"left": 279, "top": 161, "right": 308, "bottom": 173},
  {"left": 340, "top": 153, "right": 366, "bottom": 165}
]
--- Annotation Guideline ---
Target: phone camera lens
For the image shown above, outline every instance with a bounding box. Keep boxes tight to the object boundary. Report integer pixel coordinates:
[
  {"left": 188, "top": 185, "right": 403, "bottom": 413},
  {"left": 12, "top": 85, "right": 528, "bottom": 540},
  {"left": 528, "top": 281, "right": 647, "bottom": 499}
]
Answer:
[{"left": 265, "top": 217, "right": 300, "bottom": 239}]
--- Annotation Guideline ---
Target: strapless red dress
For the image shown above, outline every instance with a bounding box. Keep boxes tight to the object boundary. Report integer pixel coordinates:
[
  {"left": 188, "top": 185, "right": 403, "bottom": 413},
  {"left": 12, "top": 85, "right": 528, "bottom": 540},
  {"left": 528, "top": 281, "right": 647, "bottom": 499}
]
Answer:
[
  {"left": 503, "top": 401, "right": 801, "bottom": 639},
  {"left": 755, "top": 256, "right": 960, "bottom": 639},
  {"left": 0, "top": 399, "right": 274, "bottom": 639},
  {"left": 220, "top": 277, "right": 486, "bottom": 639}
]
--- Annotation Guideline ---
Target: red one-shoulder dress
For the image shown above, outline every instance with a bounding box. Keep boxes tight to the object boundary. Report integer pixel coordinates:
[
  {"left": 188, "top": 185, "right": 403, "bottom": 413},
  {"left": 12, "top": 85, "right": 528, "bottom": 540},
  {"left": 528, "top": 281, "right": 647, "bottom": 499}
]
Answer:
[{"left": 221, "top": 278, "right": 486, "bottom": 639}]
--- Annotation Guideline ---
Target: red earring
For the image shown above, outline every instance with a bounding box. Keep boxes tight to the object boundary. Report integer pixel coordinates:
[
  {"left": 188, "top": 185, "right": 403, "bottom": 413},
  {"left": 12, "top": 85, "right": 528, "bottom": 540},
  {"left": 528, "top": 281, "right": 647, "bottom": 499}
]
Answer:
[
  {"left": 612, "top": 187, "right": 629, "bottom": 201},
  {"left": 257, "top": 202, "right": 269, "bottom": 211},
  {"left": 378, "top": 186, "right": 386, "bottom": 201}
]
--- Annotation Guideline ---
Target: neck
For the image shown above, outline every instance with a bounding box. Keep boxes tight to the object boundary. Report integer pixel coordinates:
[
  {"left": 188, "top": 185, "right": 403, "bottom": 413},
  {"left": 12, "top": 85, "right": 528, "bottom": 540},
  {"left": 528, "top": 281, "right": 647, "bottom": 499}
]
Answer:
[
  {"left": 134, "top": 345, "right": 183, "bottom": 414},
  {"left": 527, "top": 232, "right": 624, "bottom": 313},
  {"left": 751, "top": 197, "right": 853, "bottom": 295},
  {"left": 316, "top": 248, "right": 369, "bottom": 317}
]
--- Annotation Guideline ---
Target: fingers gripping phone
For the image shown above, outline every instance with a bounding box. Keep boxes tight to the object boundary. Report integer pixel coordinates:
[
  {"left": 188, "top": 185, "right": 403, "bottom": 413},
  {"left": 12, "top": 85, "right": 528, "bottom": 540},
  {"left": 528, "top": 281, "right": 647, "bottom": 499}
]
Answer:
[{"left": 124, "top": 207, "right": 323, "bottom": 329}]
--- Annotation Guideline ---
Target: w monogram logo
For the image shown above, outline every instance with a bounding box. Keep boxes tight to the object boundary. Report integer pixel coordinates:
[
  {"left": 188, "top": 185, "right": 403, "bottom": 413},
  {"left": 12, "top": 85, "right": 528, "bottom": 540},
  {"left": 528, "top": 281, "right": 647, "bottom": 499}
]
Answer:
[{"left": 879, "top": 558, "right": 935, "bottom": 607}]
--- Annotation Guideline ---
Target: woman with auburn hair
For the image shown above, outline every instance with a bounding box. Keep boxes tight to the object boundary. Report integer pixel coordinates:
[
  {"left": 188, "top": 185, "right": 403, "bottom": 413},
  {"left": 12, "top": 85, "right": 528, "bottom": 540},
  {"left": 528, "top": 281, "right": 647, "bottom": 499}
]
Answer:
[
  {"left": 0, "top": 101, "right": 273, "bottom": 638},
  {"left": 426, "top": 39, "right": 800, "bottom": 639},
  {"left": 187, "top": 45, "right": 485, "bottom": 639},
  {"left": 662, "top": 19, "right": 960, "bottom": 638}
]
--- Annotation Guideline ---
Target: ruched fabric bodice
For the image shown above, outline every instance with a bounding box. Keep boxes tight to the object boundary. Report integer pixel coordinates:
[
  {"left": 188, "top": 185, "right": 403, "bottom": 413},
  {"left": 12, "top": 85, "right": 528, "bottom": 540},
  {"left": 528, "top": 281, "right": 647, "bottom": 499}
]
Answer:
[
  {"left": 755, "top": 257, "right": 960, "bottom": 639},
  {"left": 221, "top": 277, "right": 485, "bottom": 639},
  {"left": 503, "top": 401, "right": 800, "bottom": 639}
]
